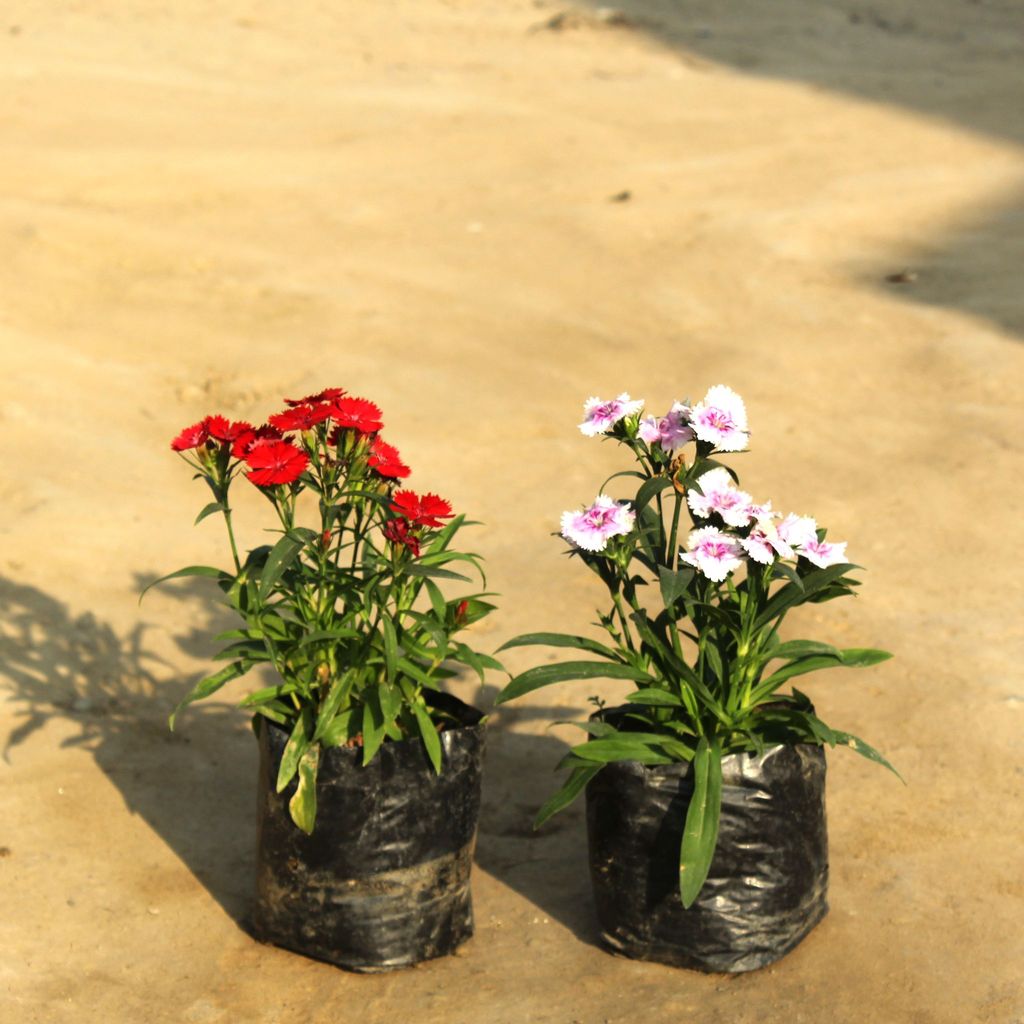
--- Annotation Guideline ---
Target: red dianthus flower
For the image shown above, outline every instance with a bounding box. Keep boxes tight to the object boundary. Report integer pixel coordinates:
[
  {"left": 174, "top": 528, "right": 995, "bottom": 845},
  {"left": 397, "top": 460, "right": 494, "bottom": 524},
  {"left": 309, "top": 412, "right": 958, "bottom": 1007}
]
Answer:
[
  {"left": 204, "top": 416, "right": 253, "bottom": 443},
  {"left": 171, "top": 420, "right": 209, "bottom": 452},
  {"left": 245, "top": 439, "right": 309, "bottom": 487},
  {"left": 382, "top": 517, "right": 421, "bottom": 558},
  {"left": 231, "top": 424, "right": 282, "bottom": 459},
  {"left": 283, "top": 387, "right": 346, "bottom": 408},
  {"left": 367, "top": 438, "right": 410, "bottom": 479},
  {"left": 268, "top": 404, "right": 331, "bottom": 432},
  {"left": 330, "top": 397, "right": 384, "bottom": 435},
  {"left": 390, "top": 490, "right": 453, "bottom": 529}
]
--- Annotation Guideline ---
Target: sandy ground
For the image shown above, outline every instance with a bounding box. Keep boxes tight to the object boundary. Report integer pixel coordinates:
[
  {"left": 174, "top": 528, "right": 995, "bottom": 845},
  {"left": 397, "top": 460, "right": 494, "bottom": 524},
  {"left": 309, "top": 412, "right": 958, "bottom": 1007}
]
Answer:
[{"left": 2, "top": 1, "right": 1023, "bottom": 1021}]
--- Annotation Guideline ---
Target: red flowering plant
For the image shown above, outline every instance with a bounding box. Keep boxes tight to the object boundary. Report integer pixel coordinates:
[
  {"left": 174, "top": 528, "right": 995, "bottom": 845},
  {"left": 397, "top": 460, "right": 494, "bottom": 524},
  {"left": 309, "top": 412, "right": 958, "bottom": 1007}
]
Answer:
[{"left": 146, "top": 388, "right": 500, "bottom": 832}]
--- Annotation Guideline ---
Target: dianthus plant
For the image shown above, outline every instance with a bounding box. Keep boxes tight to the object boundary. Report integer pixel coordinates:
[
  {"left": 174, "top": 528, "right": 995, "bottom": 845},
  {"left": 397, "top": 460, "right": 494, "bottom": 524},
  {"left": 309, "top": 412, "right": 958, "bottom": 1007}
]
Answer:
[
  {"left": 145, "top": 387, "right": 500, "bottom": 833},
  {"left": 495, "top": 386, "right": 897, "bottom": 907}
]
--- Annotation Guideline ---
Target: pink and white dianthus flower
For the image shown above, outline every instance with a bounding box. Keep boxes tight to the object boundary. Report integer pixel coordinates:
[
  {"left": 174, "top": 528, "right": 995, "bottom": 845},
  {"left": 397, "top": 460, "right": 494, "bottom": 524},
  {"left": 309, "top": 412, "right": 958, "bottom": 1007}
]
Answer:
[
  {"left": 739, "top": 502, "right": 793, "bottom": 564},
  {"left": 637, "top": 402, "right": 696, "bottom": 454},
  {"left": 689, "top": 385, "right": 749, "bottom": 452},
  {"left": 561, "top": 494, "right": 636, "bottom": 552},
  {"left": 799, "top": 537, "right": 848, "bottom": 569},
  {"left": 687, "top": 467, "right": 753, "bottom": 528},
  {"left": 776, "top": 514, "right": 818, "bottom": 550},
  {"left": 579, "top": 393, "right": 645, "bottom": 437},
  {"left": 680, "top": 526, "right": 745, "bottom": 582}
]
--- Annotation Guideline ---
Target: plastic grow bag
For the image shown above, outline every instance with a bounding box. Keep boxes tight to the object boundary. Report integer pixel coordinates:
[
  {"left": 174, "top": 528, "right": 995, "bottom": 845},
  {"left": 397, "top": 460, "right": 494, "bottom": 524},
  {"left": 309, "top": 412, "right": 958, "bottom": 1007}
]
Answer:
[
  {"left": 252, "top": 691, "right": 485, "bottom": 972},
  {"left": 586, "top": 741, "right": 828, "bottom": 973}
]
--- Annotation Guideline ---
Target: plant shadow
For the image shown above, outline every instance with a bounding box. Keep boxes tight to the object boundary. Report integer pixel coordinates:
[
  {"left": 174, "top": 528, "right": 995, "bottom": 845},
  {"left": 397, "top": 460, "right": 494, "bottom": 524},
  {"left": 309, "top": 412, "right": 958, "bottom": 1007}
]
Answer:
[
  {"left": 0, "top": 575, "right": 259, "bottom": 931},
  {"left": 474, "top": 684, "right": 606, "bottom": 946},
  {"left": 0, "top": 576, "right": 604, "bottom": 944}
]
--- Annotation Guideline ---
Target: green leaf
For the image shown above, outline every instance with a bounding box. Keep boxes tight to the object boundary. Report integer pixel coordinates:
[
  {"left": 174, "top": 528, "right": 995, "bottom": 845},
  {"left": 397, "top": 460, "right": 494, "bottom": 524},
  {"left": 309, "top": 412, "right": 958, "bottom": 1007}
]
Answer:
[
  {"left": 754, "top": 563, "right": 859, "bottom": 630},
  {"left": 404, "top": 563, "right": 471, "bottom": 583},
  {"left": 276, "top": 711, "right": 312, "bottom": 793},
  {"left": 753, "top": 647, "right": 892, "bottom": 700},
  {"left": 761, "top": 640, "right": 840, "bottom": 663},
  {"left": 259, "top": 532, "right": 307, "bottom": 600},
  {"left": 361, "top": 693, "right": 386, "bottom": 765},
  {"left": 658, "top": 566, "right": 694, "bottom": 612},
  {"left": 679, "top": 736, "right": 723, "bottom": 908},
  {"left": 194, "top": 501, "right": 227, "bottom": 526},
  {"left": 835, "top": 647, "right": 893, "bottom": 667},
  {"left": 238, "top": 682, "right": 299, "bottom": 707},
  {"left": 140, "top": 565, "right": 230, "bottom": 603},
  {"left": 169, "top": 660, "right": 249, "bottom": 729},
  {"left": 570, "top": 734, "right": 679, "bottom": 766},
  {"left": 497, "top": 632, "right": 619, "bottom": 660},
  {"left": 312, "top": 669, "right": 356, "bottom": 741},
  {"left": 625, "top": 689, "right": 684, "bottom": 707},
  {"left": 381, "top": 617, "right": 398, "bottom": 684},
  {"left": 424, "top": 579, "right": 447, "bottom": 623},
  {"left": 412, "top": 702, "right": 442, "bottom": 774},
  {"left": 495, "top": 661, "right": 654, "bottom": 705},
  {"left": 832, "top": 730, "right": 905, "bottom": 783},
  {"left": 318, "top": 709, "right": 354, "bottom": 748},
  {"left": 297, "top": 627, "right": 360, "bottom": 648},
  {"left": 288, "top": 744, "right": 320, "bottom": 834},
  {"left": 634, "top": 474, "right": 675, "bottom": 515},
  {"left": 534, "top": 765, "right": 601, "bottom": 828}
]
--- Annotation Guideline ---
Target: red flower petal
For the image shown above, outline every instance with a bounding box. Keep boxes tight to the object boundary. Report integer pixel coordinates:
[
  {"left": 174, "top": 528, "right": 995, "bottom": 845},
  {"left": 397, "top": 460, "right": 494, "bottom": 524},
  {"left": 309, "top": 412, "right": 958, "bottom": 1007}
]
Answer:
[
  {"left": 171, "top": 420, "right": 209, "bottom": 451},
  {"left": 205, "top": 416, "right": 253, "bottom": 443},
  {"left": 383, "top": 517, "right": 421, "bottom": 558},
  {"left": 245, "top": 439, "right": 309, "bottom": 486},
  {"left": 330, "top": 397, "right": 384, "bottom": 435},
  {"left": 231, "top": 424, "right": 282, "bottom": 459},
  {"left": 367, "top": 438, "right": 410, "bottom": 480},
  {"left": 390, "top": 490, "right": 452, "bottom": 528},
  {"left": 283, "top": 387, "right": 346, "bottom": 408},
  {"left": 268, "top": 404, "right": 331, "bottom": 432}
]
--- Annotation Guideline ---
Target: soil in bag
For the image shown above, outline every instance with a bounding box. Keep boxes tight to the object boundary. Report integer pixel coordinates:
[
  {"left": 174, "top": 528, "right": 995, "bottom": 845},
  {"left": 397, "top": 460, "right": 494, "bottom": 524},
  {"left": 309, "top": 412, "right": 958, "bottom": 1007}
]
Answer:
[
  {"left": 587, "top": 729, "right": 828, "bottom": 973},
  {"left": 253, "top": 691, "right": 485, "bottom": 972}
]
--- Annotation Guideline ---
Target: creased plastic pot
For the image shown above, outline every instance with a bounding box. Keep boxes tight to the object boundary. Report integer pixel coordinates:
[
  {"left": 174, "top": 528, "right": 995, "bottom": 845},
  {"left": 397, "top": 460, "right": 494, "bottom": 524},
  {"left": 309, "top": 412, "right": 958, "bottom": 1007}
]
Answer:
[
  {"left": 252, "top": 691, "right": 485, "bottom": 972},
  {"left": 587, "top": 736, "right": 828, "bottom": 973}
]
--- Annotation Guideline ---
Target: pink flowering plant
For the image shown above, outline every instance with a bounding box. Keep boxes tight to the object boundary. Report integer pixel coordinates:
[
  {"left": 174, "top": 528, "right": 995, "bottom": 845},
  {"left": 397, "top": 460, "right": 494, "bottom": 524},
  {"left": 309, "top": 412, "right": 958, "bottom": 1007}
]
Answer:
[
  {"left": 144, "top": 387, "right": 501, "bottom": 833},
  {"left": 496, "top": 386, "right": 897, "bottom": 906}
]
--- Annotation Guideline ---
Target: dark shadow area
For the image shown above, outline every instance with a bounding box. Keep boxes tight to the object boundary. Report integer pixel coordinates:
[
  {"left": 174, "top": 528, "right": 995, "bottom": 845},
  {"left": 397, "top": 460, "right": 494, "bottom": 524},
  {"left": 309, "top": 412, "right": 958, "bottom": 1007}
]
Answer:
[
  {"left": 473, "top": 681, "right": 606, "bottom": 946},
  {"left": 0, "top": 576, "right": 606, "bottom": 944},
  {"left": 549, "top": 0, "right": 1024, "bottom": 338},
  {"left": 0, "top": 575, "right": 259, "bottom": 930}
]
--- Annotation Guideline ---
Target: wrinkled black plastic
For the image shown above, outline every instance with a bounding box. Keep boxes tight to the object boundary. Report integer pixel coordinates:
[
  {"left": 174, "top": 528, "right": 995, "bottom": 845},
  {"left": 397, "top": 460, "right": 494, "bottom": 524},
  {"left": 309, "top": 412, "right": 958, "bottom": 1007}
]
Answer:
[
  {"left": 587, "top": 736, "right": 828, "bottom": 973},
  {"left": 253, "top": 692, "right": 485, "bottom": 972}
]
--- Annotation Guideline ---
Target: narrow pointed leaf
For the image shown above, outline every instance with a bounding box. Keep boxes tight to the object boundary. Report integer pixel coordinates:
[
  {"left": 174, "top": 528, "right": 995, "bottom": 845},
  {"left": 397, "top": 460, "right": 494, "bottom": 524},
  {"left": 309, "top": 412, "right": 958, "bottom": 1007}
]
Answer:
[
  {"left": 679, "top": 736, "right": 723, "bottom": 908},
  {"left": 140, "top": 565, "right": 230, "bottom": 603},
  {"left": 412, "top": 703, "right": 442, "bottom": 774},
  {"left": 259, "top": 532, "right": 307, "bottom": 600},
  {"left": 194, "top": 501, "right": 227, "bottom": 526},
  {"left": 169, "top": 660, "right": 249, "bottom": 729},
  {"left": 832, "top": 730, "right": 905, "bottom": 782},
  {"left": 534, "top": 766, "right": 601, "bottom": 828},
  {"left": 497, "top": 632, "right": 619, "bottom": 660},
  {"left": 276, "top": 712, "right": 312, "bottom": 793},
  {"left": 288, "top": 744, "right": 320, "bottom": 834},
  {"left": 495, "top": 661, "right": 654, "bottom": 705}
]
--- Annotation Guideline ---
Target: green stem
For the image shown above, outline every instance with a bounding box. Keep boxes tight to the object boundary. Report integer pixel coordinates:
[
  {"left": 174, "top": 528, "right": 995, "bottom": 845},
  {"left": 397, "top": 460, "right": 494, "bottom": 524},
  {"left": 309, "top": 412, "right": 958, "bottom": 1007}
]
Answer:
[{"left": 222, "top": 506, "right": 241, "bottom": 573}]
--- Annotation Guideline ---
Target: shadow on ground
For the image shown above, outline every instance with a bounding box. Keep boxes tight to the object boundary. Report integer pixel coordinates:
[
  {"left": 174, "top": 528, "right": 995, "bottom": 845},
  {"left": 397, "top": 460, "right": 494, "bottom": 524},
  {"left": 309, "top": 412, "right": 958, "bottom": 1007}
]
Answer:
[
  {"left": 0, "top": 575, "right": 258, "bottom": 929},
  {"left": 0, "top": 577, "right": 602, "bottom": 944},
  {"left": 556, "top": 0, "right": 1024, "bottom": 339}
]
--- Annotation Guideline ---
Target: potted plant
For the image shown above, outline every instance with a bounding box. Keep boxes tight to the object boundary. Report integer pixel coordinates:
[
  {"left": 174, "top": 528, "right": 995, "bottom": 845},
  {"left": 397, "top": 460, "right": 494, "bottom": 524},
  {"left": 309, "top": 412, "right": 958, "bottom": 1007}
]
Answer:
[
  {"left": 495, "top": 386, "right": 899, "bottom": 973},
  {"left": 145, "top": 387, "right": 502, "bottom": 971}
]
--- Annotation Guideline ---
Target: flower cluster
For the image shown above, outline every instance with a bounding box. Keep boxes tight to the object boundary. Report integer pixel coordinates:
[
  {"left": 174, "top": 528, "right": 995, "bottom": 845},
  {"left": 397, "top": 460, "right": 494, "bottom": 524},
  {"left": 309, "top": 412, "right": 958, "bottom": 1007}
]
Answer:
[
  {"left": 564, "top": 385, "right": 846, "bottom": 581},
  {"left": 170, "top": 388, "right": 410, "bottom": 490}
]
